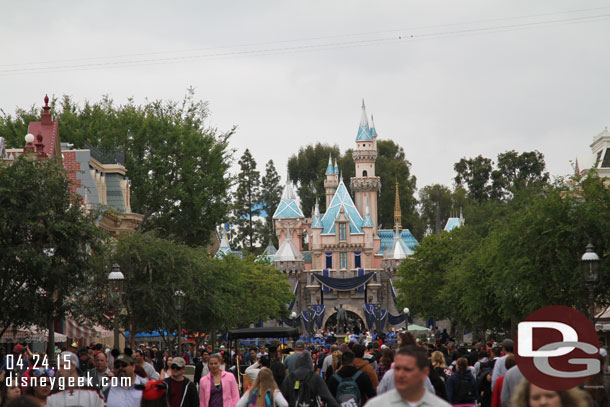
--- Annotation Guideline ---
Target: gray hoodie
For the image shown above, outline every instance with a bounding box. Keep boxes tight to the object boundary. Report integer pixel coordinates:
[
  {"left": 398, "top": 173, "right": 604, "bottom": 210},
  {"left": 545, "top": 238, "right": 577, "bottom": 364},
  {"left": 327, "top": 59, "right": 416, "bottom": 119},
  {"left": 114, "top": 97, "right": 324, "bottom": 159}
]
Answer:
[{"left": 280, "top": 352, "right": 339, "bottom": 407}]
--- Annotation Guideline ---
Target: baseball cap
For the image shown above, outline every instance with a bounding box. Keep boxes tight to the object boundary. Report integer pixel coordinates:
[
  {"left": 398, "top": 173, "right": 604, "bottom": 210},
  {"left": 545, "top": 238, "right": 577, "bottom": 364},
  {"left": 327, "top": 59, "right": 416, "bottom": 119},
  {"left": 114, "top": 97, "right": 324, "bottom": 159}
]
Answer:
[
  {"left": 115, "top": 354, "right": 134, "bottom": 365},
  {"left": 171, "top": 357, "right": 186, "bottom": 368},
  {"left": 13, "top": 344, "right": 23, "bottom": 352},
  {"left": 294, "top": 340, "right": 305, "bottom": 350}
]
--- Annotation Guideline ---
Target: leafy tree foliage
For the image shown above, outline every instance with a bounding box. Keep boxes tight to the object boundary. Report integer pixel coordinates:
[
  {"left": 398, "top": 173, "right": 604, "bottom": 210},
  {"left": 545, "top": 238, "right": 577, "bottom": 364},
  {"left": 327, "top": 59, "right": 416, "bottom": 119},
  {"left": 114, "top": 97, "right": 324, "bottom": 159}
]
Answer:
[
  {"left": 287, "top": 143, "right": 341, "bottom": 216},
  {"left": 232, "top": 149, "right": 264, "bottom": 253},
  {"left": 454, "top": 155, "right": 493, "bottom": 202},
  {"left": 397, "top": 173, "right": 610, "bottom": 338},
  {"left": 0, "top": 156, "right": 105, "bottom": 342},
  {"left": 260, "top": 160, "right": 282, "bottom": 246},
  {"left": 0, "top": 91, "right": 234, "bottom": 247},
  {"left": 491, "top": 150, "right": 549, "bottom": 199}
]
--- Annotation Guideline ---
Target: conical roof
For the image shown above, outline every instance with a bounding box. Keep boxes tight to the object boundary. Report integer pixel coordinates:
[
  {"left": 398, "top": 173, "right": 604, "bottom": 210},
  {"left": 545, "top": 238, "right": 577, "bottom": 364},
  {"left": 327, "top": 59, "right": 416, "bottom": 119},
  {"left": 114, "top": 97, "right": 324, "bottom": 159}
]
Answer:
[
  {"left": 311, "top": 199, "right": 323, "bottom": 228},
  {"left": 216, "top": 225, "right": 233, "bottom": 257},
  {"left": 273, "top": 178, "right": 304, "bottom": 219},
  {"left": 356, "top": 99, "right": 372, "bottom": 141},
  {"left": 384, "top": 225, "right": 413, "bottom": 259},
  {"left": 325, "top": 154, "right": 335, "bottom": 175},
  {"left": 274, "top": 234, "right": 303, "bottom": 262},
  {"left": 362, "top": 195, "right": 374, "bottom": 228}
]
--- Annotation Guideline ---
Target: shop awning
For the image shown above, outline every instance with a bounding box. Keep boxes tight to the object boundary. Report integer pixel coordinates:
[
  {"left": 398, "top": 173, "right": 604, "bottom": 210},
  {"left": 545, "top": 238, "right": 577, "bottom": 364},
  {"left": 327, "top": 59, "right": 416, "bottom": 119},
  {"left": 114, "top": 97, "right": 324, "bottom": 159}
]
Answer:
[
  {"left": 64, "top": 319, "right": 112, "bottom": 339},
  {"left": 0, "top": 326, "right": 67, "bottom": 342}
]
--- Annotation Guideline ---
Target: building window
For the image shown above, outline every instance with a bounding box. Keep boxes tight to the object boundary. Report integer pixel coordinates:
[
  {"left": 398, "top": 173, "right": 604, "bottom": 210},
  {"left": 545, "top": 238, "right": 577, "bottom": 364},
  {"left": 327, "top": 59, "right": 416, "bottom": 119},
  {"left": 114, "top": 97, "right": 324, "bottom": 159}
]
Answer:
[
  {"left": 362, "top": 170, "right": 368, "bottom": 177},
  {"left": 340, "top": 252, "right": 347, "bottom": 270},
  {"left": 325, "top": 252, "right": 333, "bottom": 269},
  {"left": 339, "top": 222, "right": 347, "bottom": 241},
  {"left": 354, "top": 252, "right": 362, "bottom": 268}
]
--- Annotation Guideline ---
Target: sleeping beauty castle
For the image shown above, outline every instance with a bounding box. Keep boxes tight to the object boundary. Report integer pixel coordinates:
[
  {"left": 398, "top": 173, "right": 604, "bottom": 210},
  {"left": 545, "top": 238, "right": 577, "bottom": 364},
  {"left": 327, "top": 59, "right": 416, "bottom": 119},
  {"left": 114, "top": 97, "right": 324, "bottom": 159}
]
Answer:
[{"left": 269, "top": 101, "right": 421, "bottom": 333}]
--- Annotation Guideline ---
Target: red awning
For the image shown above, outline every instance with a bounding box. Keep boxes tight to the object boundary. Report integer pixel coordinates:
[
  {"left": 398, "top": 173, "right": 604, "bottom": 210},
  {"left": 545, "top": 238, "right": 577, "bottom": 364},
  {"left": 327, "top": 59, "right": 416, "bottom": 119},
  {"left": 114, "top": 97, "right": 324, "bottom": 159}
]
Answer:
[{"left": 64, "top": 319, "right": 113, "bottom": 339}]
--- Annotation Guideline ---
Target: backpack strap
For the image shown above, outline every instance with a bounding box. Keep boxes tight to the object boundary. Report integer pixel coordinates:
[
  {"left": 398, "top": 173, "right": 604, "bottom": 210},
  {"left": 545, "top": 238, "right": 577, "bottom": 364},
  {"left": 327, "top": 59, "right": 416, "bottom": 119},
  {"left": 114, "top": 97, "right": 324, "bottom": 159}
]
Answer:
[
  {"left": 352, "top": 371, "right": 363, "bottom": 381},
  {"left": 332, "top": 373, "right": 343, "bottom": 383}
]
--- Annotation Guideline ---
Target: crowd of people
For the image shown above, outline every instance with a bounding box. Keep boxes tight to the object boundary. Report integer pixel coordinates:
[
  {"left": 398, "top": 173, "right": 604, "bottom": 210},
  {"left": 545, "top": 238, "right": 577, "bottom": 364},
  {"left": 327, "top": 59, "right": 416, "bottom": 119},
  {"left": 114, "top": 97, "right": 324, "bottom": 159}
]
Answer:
[{"left": 0, "top": 330, "right": 608, "bottom": 407}]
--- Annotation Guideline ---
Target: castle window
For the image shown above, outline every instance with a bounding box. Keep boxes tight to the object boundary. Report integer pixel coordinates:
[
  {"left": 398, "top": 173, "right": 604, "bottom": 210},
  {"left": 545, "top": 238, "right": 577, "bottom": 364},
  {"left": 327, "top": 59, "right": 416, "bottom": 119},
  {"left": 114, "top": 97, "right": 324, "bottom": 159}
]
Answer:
[
  {"left": 354, "top": 252, "right": 362, "bottom": 268},
  {"left": 339, "top": 223, "right": 347, "bottom": 241},
  {"left": 362, "top": 170, "right": 368, "bottom": 177},
  {"left": 340, "top": 252, "right": 347, "bottom": 270},
  {"left": 325, "top": 252, "right": 333, "bottom": 269}
]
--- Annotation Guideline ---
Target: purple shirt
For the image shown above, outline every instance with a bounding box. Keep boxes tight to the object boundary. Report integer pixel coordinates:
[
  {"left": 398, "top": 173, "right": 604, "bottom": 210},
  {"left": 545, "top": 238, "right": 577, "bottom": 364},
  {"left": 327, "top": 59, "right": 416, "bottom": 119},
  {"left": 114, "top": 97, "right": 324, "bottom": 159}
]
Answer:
[{"left": 209, "top": 375, "right": 223, "bottom": 407}]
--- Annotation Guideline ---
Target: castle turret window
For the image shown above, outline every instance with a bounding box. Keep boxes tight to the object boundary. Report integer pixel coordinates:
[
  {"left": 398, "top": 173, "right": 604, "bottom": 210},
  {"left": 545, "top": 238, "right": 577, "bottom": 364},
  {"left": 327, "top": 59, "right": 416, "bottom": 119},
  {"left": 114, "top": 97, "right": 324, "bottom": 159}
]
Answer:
[
  {"left": 354, "top": 252, "right": 362, "bottom": 268},
  {"left": 325, "top": 252, "right": 333, "bottom": 269},
  {"left": 340, "top": 252, "right": 347, "bottom": 270},
  {"left": 339, "top": 222, "right": 347, "bottom": 241}
]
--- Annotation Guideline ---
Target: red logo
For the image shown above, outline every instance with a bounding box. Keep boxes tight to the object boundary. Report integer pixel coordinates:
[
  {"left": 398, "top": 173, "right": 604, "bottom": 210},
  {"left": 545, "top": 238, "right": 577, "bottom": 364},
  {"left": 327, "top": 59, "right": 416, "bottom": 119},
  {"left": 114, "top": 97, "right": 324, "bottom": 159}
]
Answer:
[{"left": 514, "top": 305, "right": 599, "bottom": 391}]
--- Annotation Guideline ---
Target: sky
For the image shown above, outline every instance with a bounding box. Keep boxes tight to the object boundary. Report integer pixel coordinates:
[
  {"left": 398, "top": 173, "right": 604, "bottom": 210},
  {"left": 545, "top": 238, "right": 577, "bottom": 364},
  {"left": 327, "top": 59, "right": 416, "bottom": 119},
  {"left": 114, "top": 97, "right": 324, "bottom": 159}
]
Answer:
[{"left": 2, "top": 0, "right": 610, "bottom": 192}]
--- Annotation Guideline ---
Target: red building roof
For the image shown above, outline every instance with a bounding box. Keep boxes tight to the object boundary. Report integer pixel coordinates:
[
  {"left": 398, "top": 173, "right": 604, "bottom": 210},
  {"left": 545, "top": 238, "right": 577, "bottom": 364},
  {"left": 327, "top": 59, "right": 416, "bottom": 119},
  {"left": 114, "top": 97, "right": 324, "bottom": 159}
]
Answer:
[{"left": 26, "top": 95, "right": 61, "bottom": 158}]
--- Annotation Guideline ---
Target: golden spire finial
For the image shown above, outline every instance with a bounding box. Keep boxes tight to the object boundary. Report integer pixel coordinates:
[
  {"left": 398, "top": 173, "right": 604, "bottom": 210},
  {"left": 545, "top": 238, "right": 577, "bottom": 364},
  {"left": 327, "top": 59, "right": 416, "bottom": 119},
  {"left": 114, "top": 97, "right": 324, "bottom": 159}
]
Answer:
[{"left": 394, "top": 178, "right": 401, "bottom": 231}]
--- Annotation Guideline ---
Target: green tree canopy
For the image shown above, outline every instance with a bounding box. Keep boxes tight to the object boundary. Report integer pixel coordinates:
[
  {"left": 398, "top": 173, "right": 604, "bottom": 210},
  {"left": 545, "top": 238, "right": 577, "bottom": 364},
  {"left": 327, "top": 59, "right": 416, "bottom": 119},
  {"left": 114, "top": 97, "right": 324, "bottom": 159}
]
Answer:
[
  {"left": 0, "top": 91, "right": 234, "bottom": 247},
  {"left": 232, "top": 149, "right": 263, "bottom": 253},
  {"left": 260, "top": 160, "right": 282, "bottom": 247},
  {"left": 0, "top": 156, "right": 106, "bottom": 340}
]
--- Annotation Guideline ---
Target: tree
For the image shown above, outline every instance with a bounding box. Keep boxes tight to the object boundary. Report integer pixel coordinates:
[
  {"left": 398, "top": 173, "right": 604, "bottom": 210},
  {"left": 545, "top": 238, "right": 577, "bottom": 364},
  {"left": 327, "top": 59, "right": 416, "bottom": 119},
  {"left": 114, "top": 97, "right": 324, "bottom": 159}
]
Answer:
[
  {"left": 260, "top": 160, "right": 282, "bottom": 247},
  {"left": 287, "top": 143, "right": 342, "bottom": 216},
  {"left": 491, "top": 150, "right": 549, "bottom": 199},
  {"left": 0, "top": 91, "right": 234, "bottom": 247},
  {"left": 454, "top": 155, "right": 493, "bottom": 202},
  {"left": 373, "top": 140, "right": 421, "bottom": 237},
  {"left": 419, "top": 184, "right": 453, "bottom": 234},
  {"left": 0, "top": 156, "right": 105, "bottom": 354},
  {"left": 232, "top": 149, "right": 264, "bottom": 253}
]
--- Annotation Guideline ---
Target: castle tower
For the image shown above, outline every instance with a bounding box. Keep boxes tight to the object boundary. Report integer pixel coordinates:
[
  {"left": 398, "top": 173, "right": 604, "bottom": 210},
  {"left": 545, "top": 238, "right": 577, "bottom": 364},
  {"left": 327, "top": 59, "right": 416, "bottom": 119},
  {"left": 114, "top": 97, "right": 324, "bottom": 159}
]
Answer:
[
  {"left": 324, "top": 154, "right": 339, "bottom": 209},
  {"left": 350, "top": 100, "right": 381, "bottom": 229}
]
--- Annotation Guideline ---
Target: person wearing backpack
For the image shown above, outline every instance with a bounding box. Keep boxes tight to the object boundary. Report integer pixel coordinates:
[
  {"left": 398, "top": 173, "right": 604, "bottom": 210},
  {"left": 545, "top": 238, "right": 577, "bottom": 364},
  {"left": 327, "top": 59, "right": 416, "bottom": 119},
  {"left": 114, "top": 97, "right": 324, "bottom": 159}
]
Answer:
[
  {"left": 446, "top": 358, "right": 477, "bottom": 406},
  {"left": 327, "top": 351, "right": 375, "bottom": 407},
  {"left": 237, "top": 368, "right": 288, "bottom": 407},
  {"left": 280, "top": 351, "right": 339, "bottom": 407}
]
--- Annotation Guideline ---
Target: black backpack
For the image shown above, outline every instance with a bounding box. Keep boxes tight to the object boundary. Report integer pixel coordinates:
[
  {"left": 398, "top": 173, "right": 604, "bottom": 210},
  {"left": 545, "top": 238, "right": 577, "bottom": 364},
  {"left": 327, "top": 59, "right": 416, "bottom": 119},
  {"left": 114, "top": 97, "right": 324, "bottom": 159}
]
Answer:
[
  {"left": 292, "top": 372, "right": 321, "bottom": 407},
  {"left": 455, "top": 372, "right": 476, "bottom": 403}
]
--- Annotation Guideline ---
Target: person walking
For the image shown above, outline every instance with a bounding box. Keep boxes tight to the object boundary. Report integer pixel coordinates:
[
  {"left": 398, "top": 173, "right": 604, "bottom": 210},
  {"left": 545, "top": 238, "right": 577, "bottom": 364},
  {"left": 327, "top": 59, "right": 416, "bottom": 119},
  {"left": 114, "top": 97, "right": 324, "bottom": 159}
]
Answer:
[
  {"left": 198, "top": 354, "right": 239, "bottom": 407},
  {"left": 364, "top": 346, "right": 451, "bottom": 407},
  {"left": 327, "top": 351, "right": 376, "bottom": 406},
  {"left": 163, "top": 357, "right": 198, "bottom": 407},
  {"left": 237, "top": 368, "right": 288, "bottom": 407},
  {"left": 280, "top": 352, "right": 339, "bottom": 407},
  {"left": 446, "top": 358, "right": 477, "bottom": 406}
]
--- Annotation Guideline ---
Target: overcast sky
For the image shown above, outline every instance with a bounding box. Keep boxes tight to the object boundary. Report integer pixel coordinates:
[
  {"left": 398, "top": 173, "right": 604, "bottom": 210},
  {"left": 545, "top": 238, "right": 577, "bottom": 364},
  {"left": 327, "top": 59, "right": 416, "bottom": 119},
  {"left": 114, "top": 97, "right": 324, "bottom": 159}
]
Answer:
[{"left": 2, "top": 0, "right": 609, "bottom": 191}]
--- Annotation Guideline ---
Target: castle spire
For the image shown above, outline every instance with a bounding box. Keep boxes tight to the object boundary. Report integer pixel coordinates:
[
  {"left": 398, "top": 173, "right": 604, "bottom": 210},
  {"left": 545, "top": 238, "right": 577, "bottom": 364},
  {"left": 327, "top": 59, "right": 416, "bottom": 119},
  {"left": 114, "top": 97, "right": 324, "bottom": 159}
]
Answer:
[
  {"left": 325, "top": 154, "right": 335, "bottom": 175},
  {"left": 370, "top": 114, "right": 378, "bottom": 138},
  {"left": 356, "top": 99, "right": 372, "bottom": 141},
  {"left": 394, "top": 179, "right": 401, "bottom": 231}
]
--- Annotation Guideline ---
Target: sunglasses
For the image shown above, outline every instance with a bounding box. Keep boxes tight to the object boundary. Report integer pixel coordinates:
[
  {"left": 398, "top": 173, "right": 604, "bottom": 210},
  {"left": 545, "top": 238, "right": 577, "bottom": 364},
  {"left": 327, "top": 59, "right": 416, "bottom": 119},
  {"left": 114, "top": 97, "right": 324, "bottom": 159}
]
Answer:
[
  {"left": 31, "top": 368, "right": 55, "bottom": 377},
  {"left": 114, "top": 362, "right": 128, "bottom": 369},
  {"left": 170, "top": 364, "right": 184, "bottom": 370}
]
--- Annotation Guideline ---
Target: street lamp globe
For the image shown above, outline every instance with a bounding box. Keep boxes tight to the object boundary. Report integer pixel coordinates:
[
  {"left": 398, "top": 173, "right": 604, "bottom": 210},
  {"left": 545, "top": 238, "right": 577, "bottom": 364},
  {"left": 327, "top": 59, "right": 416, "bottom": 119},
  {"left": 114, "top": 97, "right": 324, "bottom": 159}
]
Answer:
[
  {"left": 403, "top": 307, "right": 410, "bottom": 315},
  {"left": 107, "top": 263, "right": 125, "bottom": 297},
  {"left": 174, "top": 290, "right": 186, "bottom": 311},
  {"left": 581, "top": 243, "right": 601, "bottom": 284},
  {"left": 290, "top": 311, "right": 297, "bottom": 320}
]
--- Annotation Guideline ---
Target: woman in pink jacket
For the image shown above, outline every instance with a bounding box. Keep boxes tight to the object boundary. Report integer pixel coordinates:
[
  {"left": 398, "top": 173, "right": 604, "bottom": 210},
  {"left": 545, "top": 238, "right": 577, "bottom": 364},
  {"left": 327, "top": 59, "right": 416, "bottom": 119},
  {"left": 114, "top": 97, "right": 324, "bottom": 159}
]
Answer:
[{"left": 199, "top": 353, "right": 239, "bottom": 407}]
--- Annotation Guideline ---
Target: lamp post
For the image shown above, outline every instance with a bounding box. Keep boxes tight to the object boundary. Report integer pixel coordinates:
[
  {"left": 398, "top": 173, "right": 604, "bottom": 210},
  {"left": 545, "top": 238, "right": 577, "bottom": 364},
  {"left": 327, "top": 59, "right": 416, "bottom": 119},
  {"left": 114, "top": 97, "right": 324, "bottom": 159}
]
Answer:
[
  {"left": 107, "top": 264, "right": 125, "bottom": 350},
  {"left": 403, "top": 307, "right": 410, "bottom": 332},
  {"left": 581, "top": 243, "right": 600, "bottom": 321},
  {"left": 174, "top": 290, "right": 186, "bottom": 356},
  {"left": 289, "top": 311, "right": 297, "bottom": 329}
]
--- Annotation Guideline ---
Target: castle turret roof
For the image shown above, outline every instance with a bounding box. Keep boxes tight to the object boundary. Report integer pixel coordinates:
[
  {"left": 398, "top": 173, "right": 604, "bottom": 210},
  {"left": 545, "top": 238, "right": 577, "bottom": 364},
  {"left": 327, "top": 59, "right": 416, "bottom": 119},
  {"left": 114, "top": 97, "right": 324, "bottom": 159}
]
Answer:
[
  {"left": 356, "top": 99, "right": 373, "bottom": 141},
  {"left": 273, "top": 177, "right": 304, "bottom": 219}
]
